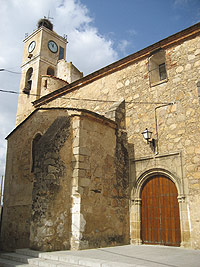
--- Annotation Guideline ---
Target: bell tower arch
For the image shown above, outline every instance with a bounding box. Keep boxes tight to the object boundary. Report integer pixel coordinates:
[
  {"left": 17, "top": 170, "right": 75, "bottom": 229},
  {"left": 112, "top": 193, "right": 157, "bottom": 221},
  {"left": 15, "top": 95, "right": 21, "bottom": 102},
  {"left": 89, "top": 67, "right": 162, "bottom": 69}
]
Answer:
[{"left": 16, "top": 18, "right": 67, "bottom": 125}]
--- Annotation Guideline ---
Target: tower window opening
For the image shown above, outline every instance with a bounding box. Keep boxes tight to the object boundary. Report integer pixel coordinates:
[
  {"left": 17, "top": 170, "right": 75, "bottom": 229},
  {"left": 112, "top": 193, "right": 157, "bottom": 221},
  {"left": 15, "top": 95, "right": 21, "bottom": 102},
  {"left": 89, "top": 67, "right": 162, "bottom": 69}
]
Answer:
[
  {"left": 59, "top": 46, "right": 64, "bottom": 60},
  {"left": 47, "top": 67, "right": 55, "bottom": 76},
  {"left": 23, "top": 67, "right": 33, "bottom": 95},
  {"left": 44, "top": 79, "right": 48, "bottom": 88}
]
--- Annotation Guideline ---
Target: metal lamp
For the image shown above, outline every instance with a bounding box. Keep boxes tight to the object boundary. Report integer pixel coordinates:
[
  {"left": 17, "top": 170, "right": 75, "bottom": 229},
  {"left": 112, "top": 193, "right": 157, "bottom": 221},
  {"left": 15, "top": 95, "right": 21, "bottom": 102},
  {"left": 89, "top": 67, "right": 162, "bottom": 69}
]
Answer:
[{"left": 142, "top": 128, "right": 155, "bottom": 150}]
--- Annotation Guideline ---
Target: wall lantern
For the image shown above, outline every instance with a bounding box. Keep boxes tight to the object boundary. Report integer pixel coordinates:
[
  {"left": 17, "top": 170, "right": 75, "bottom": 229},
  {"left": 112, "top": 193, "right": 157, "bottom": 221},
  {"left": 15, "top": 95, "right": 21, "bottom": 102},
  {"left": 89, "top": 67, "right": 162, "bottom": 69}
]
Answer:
[{"left": 142, "top": 128, "right": 155, "bottom": 150}]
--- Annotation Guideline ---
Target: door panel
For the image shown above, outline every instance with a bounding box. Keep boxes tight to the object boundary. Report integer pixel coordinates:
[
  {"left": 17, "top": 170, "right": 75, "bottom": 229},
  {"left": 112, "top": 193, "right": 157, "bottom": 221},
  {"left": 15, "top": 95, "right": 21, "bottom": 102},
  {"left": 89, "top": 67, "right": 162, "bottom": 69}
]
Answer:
[{"left": 141, "top": 176, "right": 181, "bottom": 246}]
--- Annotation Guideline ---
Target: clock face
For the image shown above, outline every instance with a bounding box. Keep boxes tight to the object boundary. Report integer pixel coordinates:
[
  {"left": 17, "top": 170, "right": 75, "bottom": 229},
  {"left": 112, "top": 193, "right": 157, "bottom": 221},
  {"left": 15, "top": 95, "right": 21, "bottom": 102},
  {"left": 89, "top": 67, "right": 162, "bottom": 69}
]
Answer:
[
  {"left": 28, "top": 41, "right": 36, "bottom": 53},
  {"left": 48, "top": 40, "right": 58, "bottom": 53}
]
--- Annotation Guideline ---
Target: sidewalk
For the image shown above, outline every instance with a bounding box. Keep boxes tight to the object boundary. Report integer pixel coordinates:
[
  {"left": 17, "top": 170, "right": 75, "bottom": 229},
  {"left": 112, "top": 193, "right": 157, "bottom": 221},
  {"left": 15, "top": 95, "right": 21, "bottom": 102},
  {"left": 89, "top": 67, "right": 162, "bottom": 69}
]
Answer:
[
  {"left": 1, "top": 244, "right": 200, "bottom": 267},
  {"left": 32, "top": 244, "right": 200, "bottom": 267}
]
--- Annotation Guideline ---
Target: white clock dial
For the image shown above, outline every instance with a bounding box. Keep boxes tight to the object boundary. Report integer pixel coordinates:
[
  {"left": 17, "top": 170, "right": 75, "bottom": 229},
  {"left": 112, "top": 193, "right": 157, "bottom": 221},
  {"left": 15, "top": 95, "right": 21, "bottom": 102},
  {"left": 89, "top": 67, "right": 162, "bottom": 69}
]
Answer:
[
  {"left": 48, "top": 40, "right": 58, "bottom": 53},
  {"left": 28, "top": 41, "right": 36, "bottom": 53}
]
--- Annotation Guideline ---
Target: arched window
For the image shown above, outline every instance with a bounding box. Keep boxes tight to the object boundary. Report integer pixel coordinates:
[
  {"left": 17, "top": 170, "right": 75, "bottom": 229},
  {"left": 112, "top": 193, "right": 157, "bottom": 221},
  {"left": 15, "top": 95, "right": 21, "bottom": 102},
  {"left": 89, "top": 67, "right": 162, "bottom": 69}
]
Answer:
[
  {"left": 23, "top": 67, "right": 33, "bottom": 95},
  {"left": 47, "top": 67, "right": 55, "bottom": 76},
  {"left": 31, "top": 133, "right": 42, "bottom": 172}
]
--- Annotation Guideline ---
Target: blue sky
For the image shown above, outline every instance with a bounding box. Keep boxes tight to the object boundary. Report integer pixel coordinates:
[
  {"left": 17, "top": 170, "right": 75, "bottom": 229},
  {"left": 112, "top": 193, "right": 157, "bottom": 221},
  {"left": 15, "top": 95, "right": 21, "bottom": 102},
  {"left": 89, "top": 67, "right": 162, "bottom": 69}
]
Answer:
[
  {"left": 83, "top": 0, "right": 200, "bottom": 58},
  {"left": 0, "top": 0, "right": 199, "bottom": 176}
]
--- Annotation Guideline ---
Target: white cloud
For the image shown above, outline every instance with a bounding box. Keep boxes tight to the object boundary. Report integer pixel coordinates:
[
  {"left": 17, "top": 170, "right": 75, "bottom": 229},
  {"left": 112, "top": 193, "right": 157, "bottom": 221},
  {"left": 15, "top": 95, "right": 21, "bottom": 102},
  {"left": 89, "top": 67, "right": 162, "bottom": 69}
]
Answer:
[
  {"left": 127, "top": 29, "right": 137, "bottom": 37},
  {"left": 173, "top": 0, "right": 196, "bottom": 7},
  {"left": 54, "top": 0, "right": 118, "bottom": 74},
  {"left": 55, "top": 0, "right": 92, "bottom": 33},
  {"left": 174, "top": 0, "right": 189, "bottom": 5},
  {"left": 117, "top": 40, "right": 131, "bottom": 56},
  {"left": 0, "top": 0, "right": 119, "bottom": 176},
  {"left": 68, "top": 28, "right": 118, "bottom": 73}
]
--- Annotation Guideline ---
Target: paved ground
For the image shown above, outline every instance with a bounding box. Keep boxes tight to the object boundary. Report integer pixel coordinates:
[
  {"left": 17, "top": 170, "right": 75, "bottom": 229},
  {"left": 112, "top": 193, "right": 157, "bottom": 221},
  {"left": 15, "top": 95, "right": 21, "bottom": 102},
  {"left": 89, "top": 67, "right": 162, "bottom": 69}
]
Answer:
[
  {"left": 39, "top": 244, "right": 200, "bottom": 267},
  {"left": 1, "top": 244, "right": 200, "bottom": 266}
]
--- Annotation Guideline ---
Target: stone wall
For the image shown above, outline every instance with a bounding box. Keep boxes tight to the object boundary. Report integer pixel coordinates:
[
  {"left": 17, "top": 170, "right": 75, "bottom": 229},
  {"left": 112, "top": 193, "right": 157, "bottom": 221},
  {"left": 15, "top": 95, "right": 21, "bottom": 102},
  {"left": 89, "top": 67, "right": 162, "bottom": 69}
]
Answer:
[
  {"left": 57, "top": 60, "right": 83, "bottom": 83},
  {"left": 37, "top": 34, "right": 200, "bottom": 248},
  {"left": 30, "top": 116, "right": 72, "bottom": 251},
  {"left": 3, "top": 26, "right": 200, "bottom": 250},
  {"left": 1, "top": 109, "right": 69, "bottom": 251},
  {"left": 41, "top": 75, "right": 68, "bottom": 97},
  {"left": 2, "top": 104, "right": 130, "bottom": 252},
  {"left": 70, "top": 109, "right": 129, "bottom": 250}
]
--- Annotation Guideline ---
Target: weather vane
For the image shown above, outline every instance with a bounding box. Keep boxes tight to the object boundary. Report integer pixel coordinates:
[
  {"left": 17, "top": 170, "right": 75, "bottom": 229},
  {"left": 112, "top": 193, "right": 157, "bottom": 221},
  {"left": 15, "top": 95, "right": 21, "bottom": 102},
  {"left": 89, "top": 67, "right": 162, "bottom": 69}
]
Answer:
[{"left": 44, "top": 11, "right": 54, "bottom": 22}]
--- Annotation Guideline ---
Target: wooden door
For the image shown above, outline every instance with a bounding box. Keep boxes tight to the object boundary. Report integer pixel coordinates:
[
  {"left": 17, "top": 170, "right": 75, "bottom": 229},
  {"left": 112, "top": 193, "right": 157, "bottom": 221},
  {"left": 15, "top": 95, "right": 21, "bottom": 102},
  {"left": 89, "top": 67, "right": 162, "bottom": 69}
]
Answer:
[{"left": 141, "top": 176, "right": 181, "bottom": 246}]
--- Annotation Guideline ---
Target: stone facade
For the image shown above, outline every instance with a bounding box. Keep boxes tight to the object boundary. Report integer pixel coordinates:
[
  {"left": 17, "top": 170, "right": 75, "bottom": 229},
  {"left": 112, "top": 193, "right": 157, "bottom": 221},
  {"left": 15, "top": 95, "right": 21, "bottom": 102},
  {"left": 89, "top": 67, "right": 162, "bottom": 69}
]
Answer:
[
  {"left": 1, "top": 22, "right": 200, "bottom": 251},
  {"left": 70, "top": 106, "right": 129, "bottom": 250},
  {"left": 1, "top": 109, "right": 69, "bottom": 250},
  {"left": 57, "top": 60, "right": 83, "bottom": 83},
  {"left": 32, "top": 23, "right": 200, "bottom": 249},
  {"left": 40, "top": 75, "right": 69, "bottom": 97},
  {"left": 1, "top": 107, "right": 129, "bottom": 251}
]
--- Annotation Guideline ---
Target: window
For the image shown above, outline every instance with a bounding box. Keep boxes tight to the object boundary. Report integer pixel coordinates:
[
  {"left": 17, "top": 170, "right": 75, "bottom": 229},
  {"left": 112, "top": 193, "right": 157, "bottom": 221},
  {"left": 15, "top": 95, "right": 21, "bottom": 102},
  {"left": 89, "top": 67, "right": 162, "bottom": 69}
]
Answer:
[
  {"left": 59, "top": 46, "right": 64, "bottom": 60},
  {"left": 23, "top": 67, "right": 33, "bottom": 95},
  {"left": 44, "top": 79, "right": 47, "bottom": 88},
  {"left": 47, "top": 67, "right": 55, "bottom": 76},
  {"left": 149, "top": 49, "right": 167, "bottom": 86},
  {"left": 159, "top": 63, "right": 167, "bottom": 80}
]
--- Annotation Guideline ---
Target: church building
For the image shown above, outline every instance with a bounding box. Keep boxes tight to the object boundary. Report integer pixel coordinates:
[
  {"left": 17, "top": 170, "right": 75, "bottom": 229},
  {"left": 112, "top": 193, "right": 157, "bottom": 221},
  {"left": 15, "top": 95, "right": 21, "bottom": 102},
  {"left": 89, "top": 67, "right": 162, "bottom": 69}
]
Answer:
[{"left": 1, "top": 19, "right": 200, "bottom": 251}]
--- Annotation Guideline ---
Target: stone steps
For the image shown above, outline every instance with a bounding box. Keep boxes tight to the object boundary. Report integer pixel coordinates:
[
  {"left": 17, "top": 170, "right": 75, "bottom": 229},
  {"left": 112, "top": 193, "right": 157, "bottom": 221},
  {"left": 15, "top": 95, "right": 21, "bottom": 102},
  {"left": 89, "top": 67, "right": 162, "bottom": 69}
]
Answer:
[
  {"left": 0, "top": 248, "right": 135, "bottom": 267},
  {"left": 15, "top": 249, "right": 134, "bottom": 266},
  {"left": 0, "top": 252, "right": 35, "bottom": 264},
  {"left": 0, "top": 257, "right": 35, "bottom": 267},
  {"left": 0, "top": 250, "right": 84, "bottom": 267}
]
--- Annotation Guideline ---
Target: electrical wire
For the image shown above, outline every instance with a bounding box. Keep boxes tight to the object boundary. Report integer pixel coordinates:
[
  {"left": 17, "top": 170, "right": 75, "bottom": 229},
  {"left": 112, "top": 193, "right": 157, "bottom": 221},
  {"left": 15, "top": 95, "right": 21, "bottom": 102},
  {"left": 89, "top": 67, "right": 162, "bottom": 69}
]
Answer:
[
  {"left": 0, "top": 69, "right": 175, "bottom": 105},
  {"left": 0, "top": 88, "right": 174, "bottom": 106},
  {"left": 61, "top": 96, "right": 174, "bottom": 105},
  {"left": 0, "top": 69, "right": 21, "bottom": 74}
]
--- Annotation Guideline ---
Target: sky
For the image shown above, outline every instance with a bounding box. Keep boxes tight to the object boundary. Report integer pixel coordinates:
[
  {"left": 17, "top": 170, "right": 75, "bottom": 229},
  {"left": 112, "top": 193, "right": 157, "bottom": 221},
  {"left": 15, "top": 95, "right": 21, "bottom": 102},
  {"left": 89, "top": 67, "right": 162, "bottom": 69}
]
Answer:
[{"left": 0, "top": 0, "right": 200, "bottom": 177}]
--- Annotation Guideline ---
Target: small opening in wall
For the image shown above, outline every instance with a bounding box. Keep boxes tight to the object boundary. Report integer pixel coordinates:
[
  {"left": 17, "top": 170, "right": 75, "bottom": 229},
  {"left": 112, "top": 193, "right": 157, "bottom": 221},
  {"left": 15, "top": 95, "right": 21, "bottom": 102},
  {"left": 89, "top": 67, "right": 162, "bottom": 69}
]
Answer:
[
  {"left": 159, "top": 63, "right": 167, "bottom": 80},
  {"left": 44, "top": 79, "right": 47, "bottom": 88},
  {"left": 149, "top": 49, "right": 167, "bottom": 86},
  {"left": 47, "top": 67, "right": 55, "bottom": 76},
  {"left": 23, "top": 67, "right": 33, "bottom": 95}
]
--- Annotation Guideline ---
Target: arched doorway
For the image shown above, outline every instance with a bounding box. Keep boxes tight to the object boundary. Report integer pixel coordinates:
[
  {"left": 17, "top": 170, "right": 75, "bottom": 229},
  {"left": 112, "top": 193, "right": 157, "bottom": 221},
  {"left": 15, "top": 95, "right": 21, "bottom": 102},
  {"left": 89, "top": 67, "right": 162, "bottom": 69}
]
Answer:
[{"left": 141, "top": 175, "right": 181, "bottom": 246}]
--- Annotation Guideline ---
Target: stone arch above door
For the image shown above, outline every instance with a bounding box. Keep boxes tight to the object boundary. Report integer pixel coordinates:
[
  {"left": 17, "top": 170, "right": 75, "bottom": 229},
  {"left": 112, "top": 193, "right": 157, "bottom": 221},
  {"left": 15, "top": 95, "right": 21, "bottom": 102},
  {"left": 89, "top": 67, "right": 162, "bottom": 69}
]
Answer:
[
  {"left": 130, "top": 168, "right": 191, "bottom": 248},
  {"left": 132, "top": 168, "right": 184, "bottom": 201}
]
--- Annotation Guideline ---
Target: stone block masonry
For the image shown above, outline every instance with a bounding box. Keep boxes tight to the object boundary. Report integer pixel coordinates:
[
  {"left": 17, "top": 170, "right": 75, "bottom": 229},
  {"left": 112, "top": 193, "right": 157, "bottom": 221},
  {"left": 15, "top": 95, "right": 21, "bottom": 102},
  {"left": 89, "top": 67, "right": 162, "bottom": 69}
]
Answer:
[
  {"left": 2, "top": 23, "right": 200, "bottom": 251},
  {"left": 4, "top": 106, "right": 130, "bottom": 252},
  {"left": 70, "top": 107, "right": 129, "bottom": 250},
  {"left": 32, "top": 27, "right": 200, "bottom": 249},
  {"left": 30, "top": 116, "right": 72, "bottom": 251}
]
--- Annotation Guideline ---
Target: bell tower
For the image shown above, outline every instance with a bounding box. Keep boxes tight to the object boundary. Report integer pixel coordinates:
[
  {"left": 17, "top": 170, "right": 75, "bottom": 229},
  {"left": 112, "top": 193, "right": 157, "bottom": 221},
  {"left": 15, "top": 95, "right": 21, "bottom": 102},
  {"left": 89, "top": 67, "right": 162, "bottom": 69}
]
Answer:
[{"left": 16, "top": 18, "right": 67, "bottom": 125}]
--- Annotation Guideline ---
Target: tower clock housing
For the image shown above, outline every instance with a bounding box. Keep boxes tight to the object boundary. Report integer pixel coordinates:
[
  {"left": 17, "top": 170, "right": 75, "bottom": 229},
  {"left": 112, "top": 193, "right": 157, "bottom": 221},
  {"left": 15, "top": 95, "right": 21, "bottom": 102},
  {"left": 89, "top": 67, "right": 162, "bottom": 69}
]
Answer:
[{"left": 16, "top": 19, "right": 68, "bottom": 125}]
